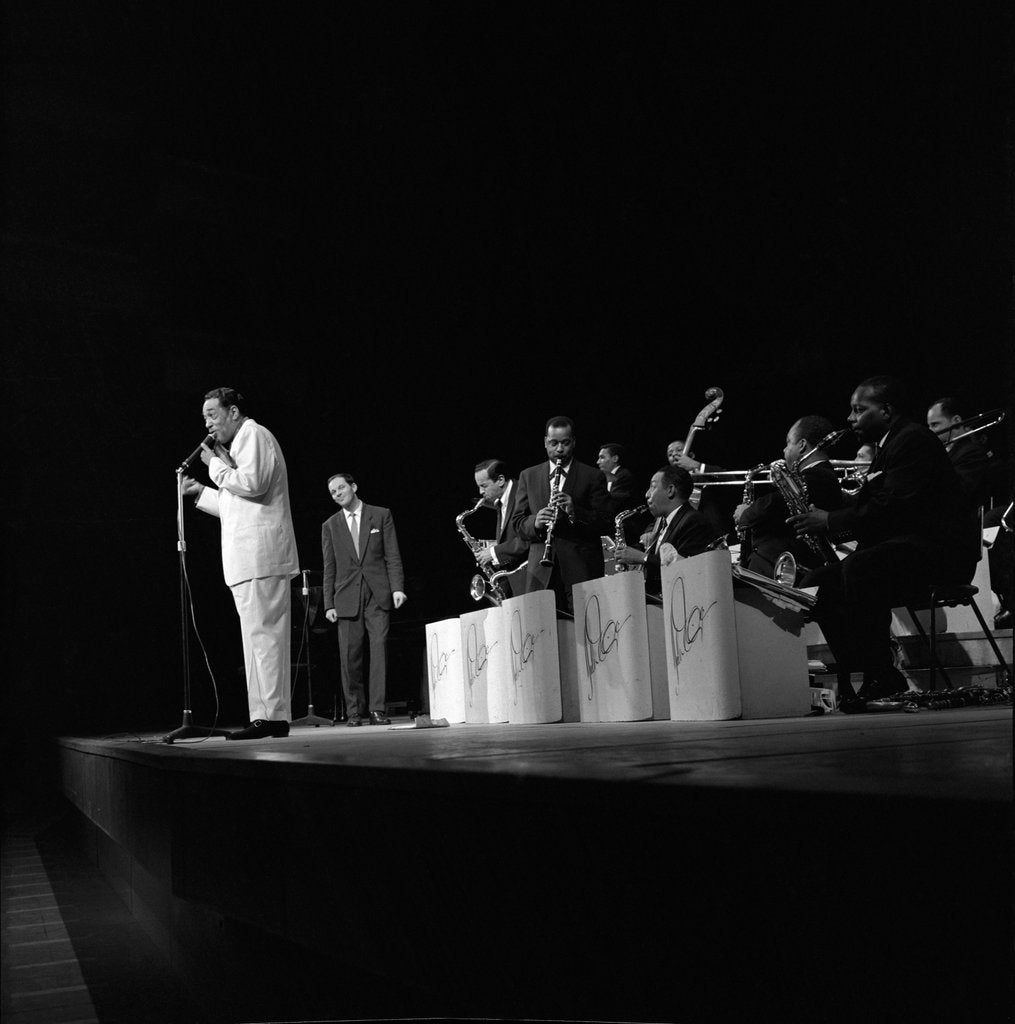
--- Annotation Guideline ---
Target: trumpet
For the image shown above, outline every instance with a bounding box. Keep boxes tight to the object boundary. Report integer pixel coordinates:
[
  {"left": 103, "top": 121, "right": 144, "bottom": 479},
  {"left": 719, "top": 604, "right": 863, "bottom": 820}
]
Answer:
[
  {"left": 456, "top": 498, "right": 507, "bottom": 605},
  {"left": 539, "top": 458, "right": 566, "bottom": 568},
  {"left": 613, "top": 505, "right": 648, "bottom": 572}
]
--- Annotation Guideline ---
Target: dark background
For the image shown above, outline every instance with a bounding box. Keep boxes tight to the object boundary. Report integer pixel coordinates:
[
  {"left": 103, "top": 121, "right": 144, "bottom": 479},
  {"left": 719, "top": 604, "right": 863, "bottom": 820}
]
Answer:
[{"left": 3, "top": 5, "right": 1012, "bottom": 761}]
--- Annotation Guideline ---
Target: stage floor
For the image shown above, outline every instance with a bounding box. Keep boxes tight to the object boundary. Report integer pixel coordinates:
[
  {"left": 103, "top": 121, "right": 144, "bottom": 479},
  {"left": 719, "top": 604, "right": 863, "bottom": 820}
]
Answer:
[
  {"left": 53, "top": 704, "right": 1013, "bottom": 1023},
  {"left": 62, "top": 704, "right": 1012, "bottom": 805}
]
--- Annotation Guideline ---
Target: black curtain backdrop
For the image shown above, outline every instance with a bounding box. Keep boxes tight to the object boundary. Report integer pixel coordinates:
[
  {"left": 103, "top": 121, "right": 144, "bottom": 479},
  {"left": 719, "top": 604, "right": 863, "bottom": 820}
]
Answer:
[{"left": 2, "top": 5, "right": 1012, "bottom": 763}]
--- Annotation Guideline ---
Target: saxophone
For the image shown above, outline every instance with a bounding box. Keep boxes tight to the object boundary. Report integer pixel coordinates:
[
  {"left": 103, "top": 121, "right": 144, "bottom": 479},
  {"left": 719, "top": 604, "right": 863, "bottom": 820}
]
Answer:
[
  {"left": 456, "top": 498, "right": 507, "bottom": 605},
  {"left": 736, "top": 463, "right": 768, "bottom": 567},
  {"left": 613, "top": 505, "right": 649, "bottom": 572},
  {"left": 768, "top": 459, "right": 839, "bottom": 568}
]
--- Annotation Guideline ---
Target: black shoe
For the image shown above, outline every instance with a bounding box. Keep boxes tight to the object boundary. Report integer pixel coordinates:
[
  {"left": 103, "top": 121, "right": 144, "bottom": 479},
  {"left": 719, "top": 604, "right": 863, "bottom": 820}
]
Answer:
[
  {"left": 346, "top": 714, "right": 365, "bottom": 727},
  {"left": 368, "top": 711, "right": 391, "bottom": 725},
  {"left": 858, "top": 667, "right": 907, "bottom": 701},
  {"left": 838, "top": 695, "right": 869, "bottom": 714},
  {"left": 227, "top": 720, "right": 289, "bottom": 741}
]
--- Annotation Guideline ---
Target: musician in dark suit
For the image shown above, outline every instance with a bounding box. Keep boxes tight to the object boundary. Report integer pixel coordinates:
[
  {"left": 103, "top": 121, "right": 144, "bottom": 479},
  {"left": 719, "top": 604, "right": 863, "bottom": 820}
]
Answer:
[
  {"left": 789, "top": 377, "right": 975, "bottom": 705},
  {"left": 614, "top": 465, "right": 713, "bottom": 593},
  {"left": 322, "top": 473, "right": 406, "bottom": 726},
  {"left": 473, "top": 459, "right": 528, "bottom": 599},
  {"left": 927, "top": 397, "right": 1004, "bottom": 509},
  {"left": 596, "top": 443, "right": 637, "bottom": 514},
  {"left": 733, "top": 415, "right": 844, "bottom": 579},
  {"left": 512, "top": 416, "right": 613, "bottom": 614},
  {"left": 928, "top": 396, "right": 1013, "bottom": 626}
]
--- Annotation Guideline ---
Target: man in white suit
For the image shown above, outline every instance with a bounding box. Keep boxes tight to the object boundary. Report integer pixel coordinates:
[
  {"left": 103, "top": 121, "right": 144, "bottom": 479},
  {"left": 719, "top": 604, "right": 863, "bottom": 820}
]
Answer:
[{"left": 182, "top": 387, "right": 300, "bottom": 739}]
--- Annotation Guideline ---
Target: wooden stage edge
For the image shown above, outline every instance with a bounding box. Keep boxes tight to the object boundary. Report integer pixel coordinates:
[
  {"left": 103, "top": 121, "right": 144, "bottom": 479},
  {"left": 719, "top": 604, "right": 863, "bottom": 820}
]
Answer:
[{"left": 54, "top": 707, "right": 1013, "bottom": 1024}]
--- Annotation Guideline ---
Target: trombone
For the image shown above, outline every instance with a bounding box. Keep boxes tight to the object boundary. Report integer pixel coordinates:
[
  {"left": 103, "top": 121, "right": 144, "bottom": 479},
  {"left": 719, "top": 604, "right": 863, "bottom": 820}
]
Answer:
[{"left": 930, "top": 408, "right": 1006, "bottom": 450}]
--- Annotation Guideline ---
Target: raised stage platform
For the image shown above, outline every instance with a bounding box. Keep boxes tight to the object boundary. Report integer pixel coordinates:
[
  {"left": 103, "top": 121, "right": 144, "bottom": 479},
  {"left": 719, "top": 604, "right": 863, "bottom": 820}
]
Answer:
[{"left": 56, "top": 706, "right": 1012, "bottom": 1023}]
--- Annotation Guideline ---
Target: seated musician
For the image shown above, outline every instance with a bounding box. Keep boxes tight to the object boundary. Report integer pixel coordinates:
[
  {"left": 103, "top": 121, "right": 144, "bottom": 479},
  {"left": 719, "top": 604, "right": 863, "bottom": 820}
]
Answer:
[
  {"left": 926, "top": 396, "right": 1006, "bottom": 510},
  {"left": 929, "top": 396, "right": 1014, "bottom": 627},
  {"left": 733, "top": 415, "right": 844, "bottom": 580},
  {"left": 672, "top": 446, "right": 733, "bottom": 539},
  {"left": 614, "top": 465, "right": 713, "bottom": 593},
  {"left": 788, "top": 376, "right": 976, "bottom": 707}
]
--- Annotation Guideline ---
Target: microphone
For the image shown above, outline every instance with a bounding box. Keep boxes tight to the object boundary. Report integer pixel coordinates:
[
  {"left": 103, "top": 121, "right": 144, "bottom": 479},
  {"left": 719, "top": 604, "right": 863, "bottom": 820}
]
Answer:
[{"left": 177, "top": 434, "right": 216, "bottom": 474}]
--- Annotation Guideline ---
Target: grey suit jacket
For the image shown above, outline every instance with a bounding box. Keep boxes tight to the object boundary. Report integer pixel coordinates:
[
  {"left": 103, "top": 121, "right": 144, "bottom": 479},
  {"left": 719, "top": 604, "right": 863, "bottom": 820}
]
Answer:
[{"left": 322, "top": 503, "right": 404, "bottom": 617}]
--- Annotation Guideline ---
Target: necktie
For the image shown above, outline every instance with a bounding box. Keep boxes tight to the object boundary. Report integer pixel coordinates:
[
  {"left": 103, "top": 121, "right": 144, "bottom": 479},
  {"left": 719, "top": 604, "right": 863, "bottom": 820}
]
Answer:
[
  {"left": 495, "top": 498, "right": 503, "bottom": 538},
  {"left": 349, "top": 511, "right": 359, "bottom": 556},
  {"left": 654, "top": 516, "right": 667, "bottom": 550}
]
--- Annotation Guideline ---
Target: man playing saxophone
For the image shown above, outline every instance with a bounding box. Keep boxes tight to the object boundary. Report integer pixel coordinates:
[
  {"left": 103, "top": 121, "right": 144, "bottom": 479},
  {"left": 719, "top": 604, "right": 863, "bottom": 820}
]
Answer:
[
  {"left": 787, "top": 376, "right": 975, "bottom": 707},
  {"left": 614, "top": 466, "right": 713, "bottom": 594},
  {"left": 471, "top": 459, "right": 528, "bottom": 599},
  {"left": 733, "top": 416, "right": 844, "bottom": 580}
]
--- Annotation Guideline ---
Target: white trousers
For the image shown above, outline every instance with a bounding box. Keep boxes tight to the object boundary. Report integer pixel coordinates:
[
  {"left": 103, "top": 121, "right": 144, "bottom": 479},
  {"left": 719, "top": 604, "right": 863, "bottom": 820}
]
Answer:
[{"left": 229, "top": 575, "right": 292, "bottom": 722}]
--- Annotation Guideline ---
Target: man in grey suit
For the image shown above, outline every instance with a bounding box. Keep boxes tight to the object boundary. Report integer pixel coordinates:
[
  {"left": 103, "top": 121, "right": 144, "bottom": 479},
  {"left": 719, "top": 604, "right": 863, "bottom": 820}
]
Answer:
[{"left": 322, "top": 473, "right": 407, "bottom": 726}]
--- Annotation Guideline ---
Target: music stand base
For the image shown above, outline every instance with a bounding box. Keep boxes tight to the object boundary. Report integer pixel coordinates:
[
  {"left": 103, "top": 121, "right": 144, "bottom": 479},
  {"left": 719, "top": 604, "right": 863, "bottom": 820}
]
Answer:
[
  {"left": 291, "top": 704, "right": 333, "bottom": 728},
  {"left": 163, "top": 712, "right": 232, "bottom": 744}
]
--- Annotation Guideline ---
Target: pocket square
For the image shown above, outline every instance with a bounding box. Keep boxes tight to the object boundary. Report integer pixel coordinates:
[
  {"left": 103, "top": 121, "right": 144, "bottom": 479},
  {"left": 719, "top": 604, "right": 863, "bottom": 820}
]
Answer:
[{"left": 370, "top": 527, "right": 380, "bottom": 534}]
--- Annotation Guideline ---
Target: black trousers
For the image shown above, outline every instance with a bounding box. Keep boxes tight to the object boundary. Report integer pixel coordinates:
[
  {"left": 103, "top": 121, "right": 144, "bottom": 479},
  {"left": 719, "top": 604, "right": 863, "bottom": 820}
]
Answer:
[
  {"left": 804, "top": 537, "right": 972, "bottom": 678},
  {"left": 336, "top": 584, "right": 389, "bottom": 714}
]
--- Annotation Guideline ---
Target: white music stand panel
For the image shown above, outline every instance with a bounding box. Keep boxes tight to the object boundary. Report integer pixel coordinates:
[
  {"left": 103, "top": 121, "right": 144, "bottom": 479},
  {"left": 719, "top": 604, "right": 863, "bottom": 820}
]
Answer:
[
  {"left": 425, "top": 617, "right": 466, "bottom": 723},
  {"left": 460, "top": 606, "right": 510, "bottom": 724},
  {"left": 732, "top": 585, "right": 811, "bottom": 719},
  {"left": 661, "top": 551, "right": 742, "bottom": 720},
  {"left": 501, "top": 591, "right": 563, "bottom": 724},
  {"left": 572, "top": 573, "right": 653, "bottom": 722}
]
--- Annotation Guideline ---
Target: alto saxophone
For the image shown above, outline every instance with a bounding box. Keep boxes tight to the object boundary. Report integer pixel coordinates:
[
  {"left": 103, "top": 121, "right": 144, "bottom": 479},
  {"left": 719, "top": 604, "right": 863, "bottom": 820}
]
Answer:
[
  {"left": 456, "top": 498, "right": 507, "bottom": 605},
  {"left": 539, "top": 458, "right": 565, "bottom": 567},
  {"left": 736, "top": 463, "right": 768, "bottom": 567},
  {"left": 768, "top": 459, "right": 839, "bottom": 569},
  {"left": 613, "top": 504, "right": 649, "bottom": 572}
]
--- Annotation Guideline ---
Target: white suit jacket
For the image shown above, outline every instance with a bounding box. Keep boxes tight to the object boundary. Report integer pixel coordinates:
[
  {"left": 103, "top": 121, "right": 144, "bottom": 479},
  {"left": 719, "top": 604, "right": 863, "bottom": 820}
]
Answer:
[{"left": 195, "top": 417, "right": 300, "bottom": 586}]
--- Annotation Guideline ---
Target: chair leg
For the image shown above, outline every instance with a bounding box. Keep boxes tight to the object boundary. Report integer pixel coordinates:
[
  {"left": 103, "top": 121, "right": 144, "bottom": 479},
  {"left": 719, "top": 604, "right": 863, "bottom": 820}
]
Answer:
[
  {"left": 966, "top": 598, "right": 1012, "bottom": 688},
  {"left": 929, "top": 599, "right": 937, "bottom": 691},
  {"left": 909, "top": 601, "right": 952, "bottom": 691}
]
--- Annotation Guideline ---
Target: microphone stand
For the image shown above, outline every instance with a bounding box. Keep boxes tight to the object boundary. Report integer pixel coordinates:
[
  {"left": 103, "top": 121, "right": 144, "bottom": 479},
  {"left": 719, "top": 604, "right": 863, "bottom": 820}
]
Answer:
[
  {"left": 291, "top": 571, "right": 333, "bottom": 727},
  {"left": 164, "top": 465, "right": 232, "bottom": 743}
]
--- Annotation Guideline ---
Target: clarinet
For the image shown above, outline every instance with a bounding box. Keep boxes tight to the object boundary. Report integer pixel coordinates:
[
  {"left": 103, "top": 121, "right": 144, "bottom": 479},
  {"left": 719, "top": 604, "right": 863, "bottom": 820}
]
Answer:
[{"left": 539, "top": 458, "right": 565, "bottom": 568}]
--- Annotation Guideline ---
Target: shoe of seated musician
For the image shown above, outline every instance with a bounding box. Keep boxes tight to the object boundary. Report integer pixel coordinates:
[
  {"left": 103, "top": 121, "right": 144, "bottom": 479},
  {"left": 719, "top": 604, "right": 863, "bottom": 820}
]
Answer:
[
  {"left": 368, "top": 710, "right": 391, "bottom": 725},
  {"left": 227, "top": 719, "right": 290, "bottom": 740},
  {"left": 837, "top": 694, "right": 869, "bottom": 714},
  {"left": 346, "top": 714, "right": 366, "bottom": 727},
  {"left": 858, "top": 667, "right": 907, "bottom": 701}
]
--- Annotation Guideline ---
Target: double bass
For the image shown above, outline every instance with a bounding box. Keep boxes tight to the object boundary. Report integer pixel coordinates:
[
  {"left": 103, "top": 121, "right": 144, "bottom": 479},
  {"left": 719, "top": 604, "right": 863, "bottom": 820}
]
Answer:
[
  {"left": 680, "top": 387, "right": 724, "bottom": 530},
  {"left": 681, "top": 386, "right": 725, "bottom": 463}
]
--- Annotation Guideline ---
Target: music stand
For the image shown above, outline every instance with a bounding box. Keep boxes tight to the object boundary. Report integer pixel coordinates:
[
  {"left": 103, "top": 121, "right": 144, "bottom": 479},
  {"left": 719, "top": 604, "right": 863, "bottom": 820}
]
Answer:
[
  {"left": 163, "top": 464, "right": 232, "bottom": 743},
  {"left": 291, "top": 571, "right": 333, "bottom": 727}
]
